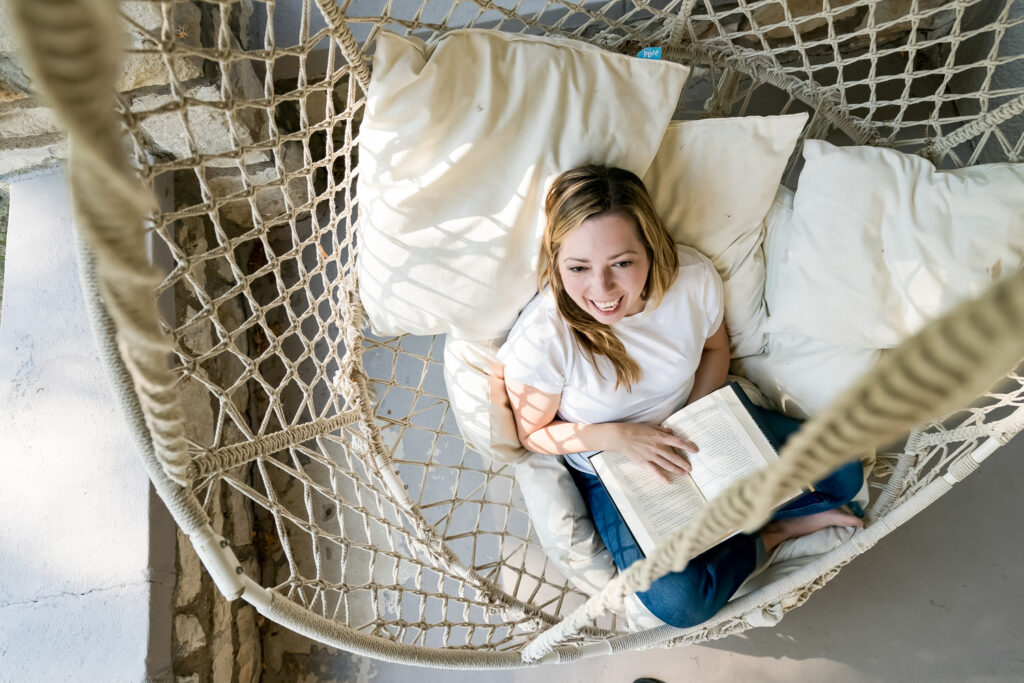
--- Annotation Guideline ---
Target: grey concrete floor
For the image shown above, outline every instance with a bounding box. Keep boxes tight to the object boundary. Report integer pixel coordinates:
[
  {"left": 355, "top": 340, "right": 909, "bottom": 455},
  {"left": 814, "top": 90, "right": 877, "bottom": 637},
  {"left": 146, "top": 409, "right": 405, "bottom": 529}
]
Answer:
[{"left": 329, "top": 430, "right": 1024, "bottom": 683}]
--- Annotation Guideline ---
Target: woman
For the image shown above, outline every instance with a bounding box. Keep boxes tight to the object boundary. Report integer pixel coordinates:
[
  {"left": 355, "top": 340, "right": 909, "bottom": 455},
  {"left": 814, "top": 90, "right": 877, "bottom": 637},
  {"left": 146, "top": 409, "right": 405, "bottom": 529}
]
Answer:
[{"left": 497, "top": 164, "right": 863, "bottom": 628}]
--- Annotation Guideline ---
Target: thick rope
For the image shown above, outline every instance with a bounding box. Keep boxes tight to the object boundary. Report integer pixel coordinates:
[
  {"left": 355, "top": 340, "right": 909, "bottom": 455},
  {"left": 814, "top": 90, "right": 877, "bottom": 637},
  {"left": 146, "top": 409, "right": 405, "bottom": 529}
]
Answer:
[
  {"left": 932, "top": 92, "right": 1024, "bottom": 157},
  {"left": 524, "top": 269, "right": 1024, "bottom": 661},
  {"left": 668, "top": 0, "right": 700, "bottom": 46},
  {"left": 187, "top": 411, "right": 363, "bottom": 479},
  {"left": 76, "top": 235, "right": 210, "bottom": 534},
  {"left": 314, "top": 0, "right": 372, "bottom": 91},
  {"left": 661, "top": 42, "right": 880, "bottom": 145},
  {"left": 11, "top": 0, "right": 191, "bottom": 486}
]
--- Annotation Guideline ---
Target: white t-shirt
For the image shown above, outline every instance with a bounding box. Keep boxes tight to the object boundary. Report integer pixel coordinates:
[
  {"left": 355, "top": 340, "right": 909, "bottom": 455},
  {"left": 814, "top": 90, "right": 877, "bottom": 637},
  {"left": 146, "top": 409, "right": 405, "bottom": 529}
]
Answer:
[{"left": 498, "top": 245, "right": 725, "bottom": 473}]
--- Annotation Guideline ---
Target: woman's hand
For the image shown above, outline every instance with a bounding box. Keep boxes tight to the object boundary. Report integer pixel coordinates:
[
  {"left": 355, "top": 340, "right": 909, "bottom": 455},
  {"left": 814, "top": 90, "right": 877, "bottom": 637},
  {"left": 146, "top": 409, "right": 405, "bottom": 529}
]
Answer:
[{"left": 606, "top": 423, "right": 698, "bottom": 483}]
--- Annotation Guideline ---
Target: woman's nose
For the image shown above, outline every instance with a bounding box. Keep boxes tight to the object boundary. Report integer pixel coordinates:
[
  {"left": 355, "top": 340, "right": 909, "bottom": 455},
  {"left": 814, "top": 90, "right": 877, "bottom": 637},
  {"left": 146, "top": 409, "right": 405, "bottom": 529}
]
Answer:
[{"left": 592, "top": 269, "right": 615, "bottom": 294}]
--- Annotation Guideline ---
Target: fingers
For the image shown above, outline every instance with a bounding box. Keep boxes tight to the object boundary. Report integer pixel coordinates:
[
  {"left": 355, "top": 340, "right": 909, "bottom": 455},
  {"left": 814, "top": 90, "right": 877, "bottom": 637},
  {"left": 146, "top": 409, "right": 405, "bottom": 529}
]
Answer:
[
  {"left": 654, "top": 451, "right": 691, "bottom": 475},
  {"left": 642, "top": 451, "right": 690, "bottom": 480},
  {"left": 655, "top": 425, "right": 699, "bottom": 453},
  {"left": 620, "top": 424, "right": 695, "bottom": 479},
  {"left": 644, "top": 461, "right": 672, "bottom": 484},
  {"left": 637, "top": 427, "right": 692, "bottom": 473}
]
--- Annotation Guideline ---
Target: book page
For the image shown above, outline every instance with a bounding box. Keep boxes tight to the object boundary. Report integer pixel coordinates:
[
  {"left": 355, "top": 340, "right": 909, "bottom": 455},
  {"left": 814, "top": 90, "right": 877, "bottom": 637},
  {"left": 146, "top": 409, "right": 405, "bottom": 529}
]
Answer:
[
  {"left": 590, "top": 451, "right": 707, "bottom": 556},
  {"left": 663, "top": 388, "right": 777, "bottom": 502}
]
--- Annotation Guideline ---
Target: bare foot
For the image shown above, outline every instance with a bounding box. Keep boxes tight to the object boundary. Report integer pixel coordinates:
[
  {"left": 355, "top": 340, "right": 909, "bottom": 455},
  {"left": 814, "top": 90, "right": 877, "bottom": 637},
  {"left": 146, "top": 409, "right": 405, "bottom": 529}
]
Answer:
[{"left": 760, "top": 509, "right": 863, "bottom": 554}]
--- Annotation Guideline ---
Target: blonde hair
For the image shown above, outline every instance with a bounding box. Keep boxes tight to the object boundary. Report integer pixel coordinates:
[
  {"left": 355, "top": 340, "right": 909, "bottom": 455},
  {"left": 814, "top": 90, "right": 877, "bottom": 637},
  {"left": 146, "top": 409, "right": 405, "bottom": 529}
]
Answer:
[{"left": 540, "top": 165, "right": 679, "bottom": 391}]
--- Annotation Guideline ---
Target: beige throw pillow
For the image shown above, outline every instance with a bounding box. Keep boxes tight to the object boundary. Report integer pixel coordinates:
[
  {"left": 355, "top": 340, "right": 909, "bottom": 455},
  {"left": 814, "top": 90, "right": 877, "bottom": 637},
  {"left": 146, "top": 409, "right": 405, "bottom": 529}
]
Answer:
[
  {"left": 644, "top": 114, "right": 809, "bottom": 357},
  {"left": 766, "top": 140, "right": 1024, "bottom": 348},
  {"left": 443, "top": 337, "right": 526, "bottom": 465},
  {"left": 357, "top": 30, "right": 690, "bottom": 340}
]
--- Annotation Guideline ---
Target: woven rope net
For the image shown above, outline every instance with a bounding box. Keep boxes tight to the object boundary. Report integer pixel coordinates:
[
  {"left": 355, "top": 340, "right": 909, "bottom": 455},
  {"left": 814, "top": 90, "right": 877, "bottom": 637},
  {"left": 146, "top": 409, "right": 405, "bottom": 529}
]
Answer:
[{"left": 11, "top": 0, "right": 1024, "bottom": 667}]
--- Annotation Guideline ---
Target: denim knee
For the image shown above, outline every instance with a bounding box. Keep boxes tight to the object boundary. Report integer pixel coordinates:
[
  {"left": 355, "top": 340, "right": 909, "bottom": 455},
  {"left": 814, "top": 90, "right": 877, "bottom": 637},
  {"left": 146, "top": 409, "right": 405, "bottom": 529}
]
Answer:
[
  {"left": 819, "top": 461, "right": 864, "bottom": 504},
  {"left": 637, "top": 568, "right": 725, "bottom": 628},
  {"left": 635, "top": 538, "right": 756, "bottom": 628}
]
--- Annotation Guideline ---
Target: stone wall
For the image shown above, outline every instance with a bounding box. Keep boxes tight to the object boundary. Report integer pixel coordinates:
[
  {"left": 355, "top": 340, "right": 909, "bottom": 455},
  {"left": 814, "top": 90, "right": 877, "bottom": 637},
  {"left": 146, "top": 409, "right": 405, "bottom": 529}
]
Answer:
[
  {"left": 0, "top": 0, "right": 254, "bottom": 181},
  {"left": 949, "top": 0, "right": 1024, "bottom": 163},
  {"left": 173, "top": 510, "right": 261, "bottom": 683},
  {"left": 0, "top": 0, "right": 61, "bottom": 179},
  {"left": 153, "top": 3, "right": 269, "bottom": 679},
  {"left": 0, "top": 2, "right": 191, "bottom": 179},
  {"left": 0, "top": 1, "right": 269, "bottom": 680},
  {"left": 168, "top": 211, "right": 262, "bottom": 683}
]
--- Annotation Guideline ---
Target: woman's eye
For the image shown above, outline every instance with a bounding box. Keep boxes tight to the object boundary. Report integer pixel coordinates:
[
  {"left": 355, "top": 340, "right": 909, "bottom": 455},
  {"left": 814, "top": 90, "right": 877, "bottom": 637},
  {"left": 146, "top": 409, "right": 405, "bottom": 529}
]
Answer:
[
  {"left": 568, "top": 266, "right": 588, "bottom": 273},
  {"left": 614, "top": 261, "right": 633, "bottom": 268}
]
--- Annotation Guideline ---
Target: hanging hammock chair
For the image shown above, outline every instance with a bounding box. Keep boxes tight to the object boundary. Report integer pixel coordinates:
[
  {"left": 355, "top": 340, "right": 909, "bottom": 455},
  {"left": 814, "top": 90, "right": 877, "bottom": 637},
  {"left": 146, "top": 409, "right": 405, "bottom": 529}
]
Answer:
[{"left": 11, "top": 0, "right": 1024, "bottom": 668}]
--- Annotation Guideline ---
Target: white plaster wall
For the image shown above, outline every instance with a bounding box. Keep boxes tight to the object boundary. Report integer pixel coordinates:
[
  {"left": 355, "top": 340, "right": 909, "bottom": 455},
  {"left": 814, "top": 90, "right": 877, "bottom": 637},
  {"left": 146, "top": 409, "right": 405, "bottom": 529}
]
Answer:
[{"left": 0, "top": 172, "right": 170, "bottom": 682}]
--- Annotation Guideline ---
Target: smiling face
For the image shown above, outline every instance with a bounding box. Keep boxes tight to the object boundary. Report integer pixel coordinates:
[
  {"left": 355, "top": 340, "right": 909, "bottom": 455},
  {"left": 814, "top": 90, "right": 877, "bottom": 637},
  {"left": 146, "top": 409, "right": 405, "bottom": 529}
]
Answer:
[{"left": 556, "top": 211, "right": 651, "bottom": 324}]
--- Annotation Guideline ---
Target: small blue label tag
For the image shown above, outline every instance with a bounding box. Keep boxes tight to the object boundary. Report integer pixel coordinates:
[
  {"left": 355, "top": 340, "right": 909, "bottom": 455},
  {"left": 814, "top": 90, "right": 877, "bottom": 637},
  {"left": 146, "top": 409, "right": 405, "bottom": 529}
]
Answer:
[{"left": 637, "top": 46, "right": 662, "bottom": 60}]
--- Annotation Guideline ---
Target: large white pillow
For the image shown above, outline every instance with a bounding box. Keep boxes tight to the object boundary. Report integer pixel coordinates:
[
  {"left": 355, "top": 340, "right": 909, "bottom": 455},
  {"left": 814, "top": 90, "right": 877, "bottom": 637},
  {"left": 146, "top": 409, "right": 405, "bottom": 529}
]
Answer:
[
  {"left": 644, "top": 114, "right": 808, "bottom": 357},
  {"left": 762, "top": 183, "right": 795, "bottom": 313},
  {"left": 357, "top": 30, "right": 689, "bottom": 340},
  {"left": 740, "top": 182, "right": 885, "bottom": 418},
  {"left": 766, "top": 140, "right": 1024, "bottom": 348}
]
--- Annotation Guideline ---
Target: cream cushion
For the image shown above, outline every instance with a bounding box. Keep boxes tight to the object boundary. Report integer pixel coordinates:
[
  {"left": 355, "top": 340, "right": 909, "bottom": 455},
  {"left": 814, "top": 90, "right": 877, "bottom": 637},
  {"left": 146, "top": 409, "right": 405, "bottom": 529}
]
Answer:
[
  {"left": 513, "top": 455, "right": 665, "bottom": 630},
  {"left": 761, "top": 183, "right": 795, "bottom": 313},
  {"left": 766, "top": 140, "right": 1024, "bottom": 348},
  {"left": 732, "top": 333, "right": 883, "bottom": 420},
  {"left": 736, "top": 184, "right": 885, "bottom": 419},
  {"left": 513, "top": 455, "right": 616, "bottom": 595},
  {"left": 443, "top": 337, "right": 527, "bottom": 465},
  {"left": 357, "top": 29, "right": 689, "bottom": 340},
  {"left": 644, "top": 114, "right": 808, "bottom": 357}
]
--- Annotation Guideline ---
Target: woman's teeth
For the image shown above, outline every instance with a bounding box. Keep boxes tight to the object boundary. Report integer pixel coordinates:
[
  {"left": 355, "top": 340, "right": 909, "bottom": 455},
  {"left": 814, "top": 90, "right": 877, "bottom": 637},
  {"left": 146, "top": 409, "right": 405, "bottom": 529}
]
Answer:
[{"left": 592, "top": 297, "right": 621, "bottom": 312}]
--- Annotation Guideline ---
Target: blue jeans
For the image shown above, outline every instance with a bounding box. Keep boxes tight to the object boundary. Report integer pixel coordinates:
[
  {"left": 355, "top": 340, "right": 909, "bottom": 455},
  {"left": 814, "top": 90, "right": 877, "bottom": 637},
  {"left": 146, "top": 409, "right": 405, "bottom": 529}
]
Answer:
[{"left": 568, "top": 384, "right": 864, "bottom": 628}]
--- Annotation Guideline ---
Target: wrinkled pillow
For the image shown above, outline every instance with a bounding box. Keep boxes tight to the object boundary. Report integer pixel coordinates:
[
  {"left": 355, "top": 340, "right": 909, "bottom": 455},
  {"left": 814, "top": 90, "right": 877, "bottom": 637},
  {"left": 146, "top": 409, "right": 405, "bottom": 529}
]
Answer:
[
  {"left": 443, "top": 337, "right": 527, "bottom": 465},
  {"left": 514, "top": 455, "right": 616, "bottom": 595},
  {"left": 766, "top": 140, "right": 1024, "bottom": 348},
  {"left": 737, "top": 183, "right": 885, "bottom": 419},
  {"left": 732, "top": 333, "right": 884, "bottom": 420},
  {"left": 644, "top": 114, "right": 808, "bottom": 357},
  {"left": 357, "top": 29, "right": 689, "bottom": 340}
]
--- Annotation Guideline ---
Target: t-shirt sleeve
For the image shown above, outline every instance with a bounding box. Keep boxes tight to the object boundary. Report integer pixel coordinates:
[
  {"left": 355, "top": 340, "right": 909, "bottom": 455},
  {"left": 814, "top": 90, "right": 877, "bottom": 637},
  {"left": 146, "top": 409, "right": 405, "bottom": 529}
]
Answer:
[
  {"left": 701, "top": 258, "right": 726, "bottom": 339},
  {"left": 496, "top": 295, "right": 570, "bottom": 396}
]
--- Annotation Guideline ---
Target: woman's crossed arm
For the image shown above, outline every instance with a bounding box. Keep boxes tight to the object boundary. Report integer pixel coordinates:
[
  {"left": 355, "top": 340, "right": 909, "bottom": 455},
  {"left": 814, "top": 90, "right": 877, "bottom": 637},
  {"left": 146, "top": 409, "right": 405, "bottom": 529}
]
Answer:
[{"left": 504, "top": 378, "right": 695, "bottom": 482}]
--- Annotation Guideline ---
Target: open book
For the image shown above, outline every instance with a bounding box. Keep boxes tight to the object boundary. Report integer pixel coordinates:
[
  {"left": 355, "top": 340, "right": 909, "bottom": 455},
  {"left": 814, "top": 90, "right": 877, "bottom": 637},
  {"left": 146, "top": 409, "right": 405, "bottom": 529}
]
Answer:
[{"left": 589, "top": 384, "right": 795, "bottom": 557}]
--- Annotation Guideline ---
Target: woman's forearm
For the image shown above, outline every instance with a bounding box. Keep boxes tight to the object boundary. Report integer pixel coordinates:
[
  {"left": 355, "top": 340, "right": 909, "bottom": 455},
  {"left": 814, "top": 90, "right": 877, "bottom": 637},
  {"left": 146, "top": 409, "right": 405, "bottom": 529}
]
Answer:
[
  {"left": 519, "top": 420, "right": 618, "bottom": 456},
  {"left": 686, "top": 345, "right": 730, "bottom": 405},
  {"left": 520, "top": 417, "right": 697, "bottom": 478}
]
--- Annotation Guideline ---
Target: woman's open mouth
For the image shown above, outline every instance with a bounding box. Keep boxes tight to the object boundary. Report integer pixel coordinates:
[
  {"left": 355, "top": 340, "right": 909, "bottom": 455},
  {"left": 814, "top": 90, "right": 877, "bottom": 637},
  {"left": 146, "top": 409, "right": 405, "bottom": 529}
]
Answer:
[{"left": 590, "top": 296, "right": 623, "bottom": 316}]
